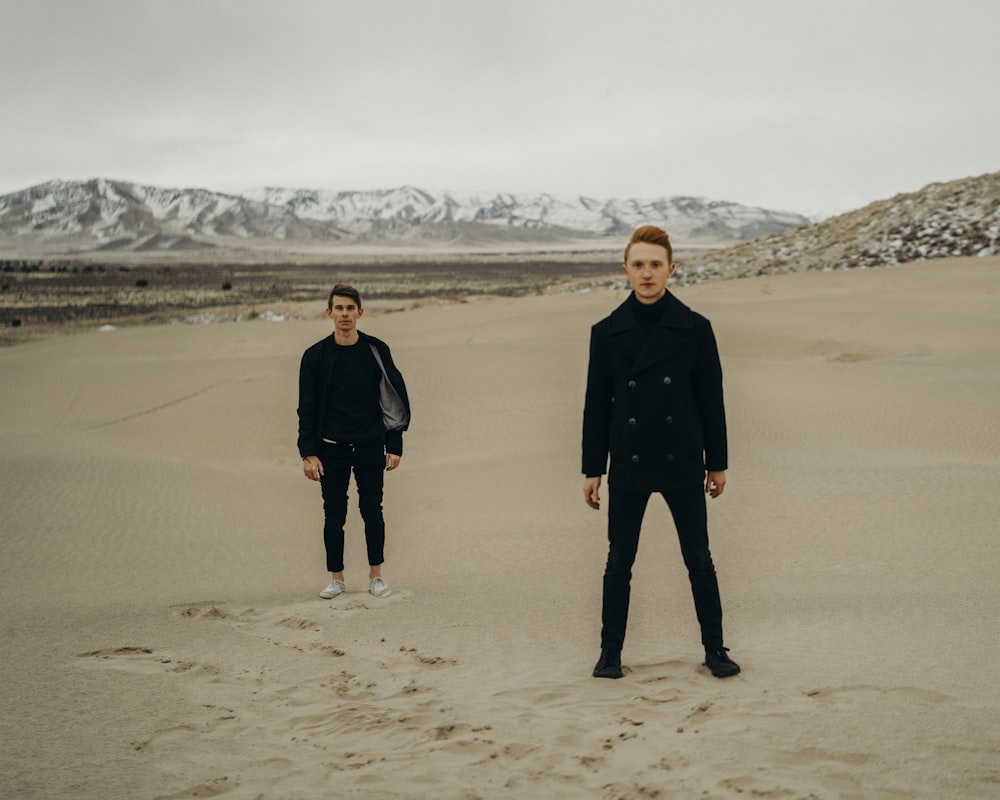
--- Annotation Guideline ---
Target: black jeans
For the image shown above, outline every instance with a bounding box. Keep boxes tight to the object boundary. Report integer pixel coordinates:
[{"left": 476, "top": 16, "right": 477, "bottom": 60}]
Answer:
[
  {"left": 601, "top": 484, "right": 724, "bottom": 652},
  {"left": 318, "top": 440, "right": 386, "bottom": 573}
]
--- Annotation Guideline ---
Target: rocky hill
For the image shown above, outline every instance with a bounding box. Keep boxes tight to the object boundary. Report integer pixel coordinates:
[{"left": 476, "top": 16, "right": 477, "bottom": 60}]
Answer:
[
  {"left": 679, "top": 171, "right": 1000, "bottom": 283},
  {"left": 0, "top": 179, "right": 808, "bottom": 254}
]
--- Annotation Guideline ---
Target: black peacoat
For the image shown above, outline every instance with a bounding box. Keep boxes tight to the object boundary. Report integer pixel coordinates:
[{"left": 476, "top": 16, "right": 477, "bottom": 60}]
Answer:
[{"left": 582, "top": 291, "right": 727, "bottom": 494}]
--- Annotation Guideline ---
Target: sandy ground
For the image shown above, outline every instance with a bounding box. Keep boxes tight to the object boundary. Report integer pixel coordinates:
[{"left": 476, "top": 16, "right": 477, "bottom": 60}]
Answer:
[{"left": 1, "top": 256, "right": 999, "bottom": 799}]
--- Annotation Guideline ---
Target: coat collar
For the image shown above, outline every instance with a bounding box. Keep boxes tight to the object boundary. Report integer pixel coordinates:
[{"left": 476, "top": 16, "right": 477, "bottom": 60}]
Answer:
[
  {"left": 608, "top": 291, "right": 694, "bottom": 375},
  {"left": 608, "top": 290, "right": 693, "bottom": 333}
]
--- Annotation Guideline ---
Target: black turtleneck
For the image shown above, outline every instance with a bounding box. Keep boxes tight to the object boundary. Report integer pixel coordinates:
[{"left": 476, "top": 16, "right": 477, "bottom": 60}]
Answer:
[{"left": 629, "top": 291, "right": 670, "bottom": 338}]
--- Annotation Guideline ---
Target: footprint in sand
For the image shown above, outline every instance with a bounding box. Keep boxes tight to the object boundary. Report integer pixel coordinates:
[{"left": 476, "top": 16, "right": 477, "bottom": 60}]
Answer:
[
  {"left": 398, "top": 646, "right": 458, "bottom": 668},
  {"left": 77, "top": 646, "right": 219, "bottom": 678},
  {"left": 805, "top": 684, "right": 956, "bottom": 704}
]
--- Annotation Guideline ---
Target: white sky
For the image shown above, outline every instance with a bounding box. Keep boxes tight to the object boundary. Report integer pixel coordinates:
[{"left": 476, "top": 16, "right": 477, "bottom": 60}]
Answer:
[{"left": 2, "top": 0, "right": 998, "bottom": 215}]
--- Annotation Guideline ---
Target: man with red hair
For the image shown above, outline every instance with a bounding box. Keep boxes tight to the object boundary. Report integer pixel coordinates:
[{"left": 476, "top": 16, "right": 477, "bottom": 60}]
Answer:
[{"left": 582, "top": 225, "right": 740, "bottom": 679}]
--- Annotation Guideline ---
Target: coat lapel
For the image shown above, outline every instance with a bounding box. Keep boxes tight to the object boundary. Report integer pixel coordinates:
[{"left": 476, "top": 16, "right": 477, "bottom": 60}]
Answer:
[
  {"left": 631, "top": 326, "right": 685, "bottom": 376},
  {"left": 321, "top": 335, "right": 340, "bottom": 386},
  {"left": 609, "top": 292, "right": 694, "bottom": 376},
  {"left": 608, "top": 300, "right": 645, "bottom": 368}
]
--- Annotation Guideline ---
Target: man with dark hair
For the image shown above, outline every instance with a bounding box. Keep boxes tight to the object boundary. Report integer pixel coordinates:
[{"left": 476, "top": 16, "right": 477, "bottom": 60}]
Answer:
[
  {"left": 582, "top": 226, "right": 740, "bottom": 679},
  {"left": 298, "top": 284, "right": 410, "bottom": 599}
]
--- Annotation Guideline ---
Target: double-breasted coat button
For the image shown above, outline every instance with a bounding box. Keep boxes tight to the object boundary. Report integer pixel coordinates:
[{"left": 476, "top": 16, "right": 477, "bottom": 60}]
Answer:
[
  {"left": 628, "top": 417, "right": 637, "bottom": 426},
  {"left": 631, "top": 455, "right": 639, "bottom": 463},
  {"left": 666, "top": 453, "right": 674, "bottom": 461},
  {"left": 663, "top": 376, "right": 672, "bottom": 384},
  {"left": 666, "top": 416, "right": 673, "bottom": 424},
  {"left": 627, "top": 380, "right": 636, "bottom": 388}
]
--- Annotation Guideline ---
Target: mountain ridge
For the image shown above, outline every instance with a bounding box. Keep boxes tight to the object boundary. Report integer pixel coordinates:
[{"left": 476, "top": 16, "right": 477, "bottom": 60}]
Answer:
[
  {"left": 0, "top": 178, "right": 809, "bottom": 254},
  {"left": 680, "top": 171, "right": 1000, "bottom": 283}
]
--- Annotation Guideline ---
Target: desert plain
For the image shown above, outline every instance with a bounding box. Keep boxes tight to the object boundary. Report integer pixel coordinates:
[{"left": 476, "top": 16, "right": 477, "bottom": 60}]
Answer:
[{"left": 1, "top": 254, "right": 999, "bottom": 799}]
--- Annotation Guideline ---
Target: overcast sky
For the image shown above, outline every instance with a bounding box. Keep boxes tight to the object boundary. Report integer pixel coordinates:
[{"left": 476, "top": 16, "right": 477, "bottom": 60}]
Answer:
[{"left": 2, "top": 0, "right": 998, "bottom": 215}]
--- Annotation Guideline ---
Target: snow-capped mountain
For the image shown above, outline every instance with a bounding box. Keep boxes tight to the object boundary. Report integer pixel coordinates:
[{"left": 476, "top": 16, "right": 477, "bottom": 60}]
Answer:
[
  {"left": 242, "top": 185, "right": 806, "bottom": 239},
  {"left": 0, "top": 178, "right": 809, "bottom": 252}
]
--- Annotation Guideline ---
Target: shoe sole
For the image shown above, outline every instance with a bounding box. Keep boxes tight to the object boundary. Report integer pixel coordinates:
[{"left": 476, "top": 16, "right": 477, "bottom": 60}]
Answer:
[
  {"left": 705, "top": 663, "right": 741, "bottom": 678},
  {"left": 370, "top": 589, "right": 391, "bottom": 598}
]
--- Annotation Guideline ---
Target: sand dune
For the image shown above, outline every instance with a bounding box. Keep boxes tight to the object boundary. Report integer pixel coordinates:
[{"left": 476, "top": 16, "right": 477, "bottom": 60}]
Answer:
[{"left": 2, "top": 256, "right": 999, "bottom": 799}]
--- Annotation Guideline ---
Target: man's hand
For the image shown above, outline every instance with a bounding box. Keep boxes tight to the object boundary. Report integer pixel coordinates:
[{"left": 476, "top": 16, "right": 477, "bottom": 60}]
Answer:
[
  {"left": 385, "top": 453, "right": 401, "bottom": 471},
  {"left": 583, "top": 476, "right": 602, "bottom": 509},
  {"left": 705, "top": 470, "right": 726, "bottom": 498},
  {"left": 303, "top": 456, "right": 324, "bottom": 481}
]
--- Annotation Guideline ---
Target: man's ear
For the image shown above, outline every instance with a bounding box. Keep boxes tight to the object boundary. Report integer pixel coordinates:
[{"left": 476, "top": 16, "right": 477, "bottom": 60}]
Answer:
[
  {"left": 621, "top": 263, "right": 629, "bottom": 276},
  {"left": 667, "top": 263, "right": 676, "bottom": 278},
  {"left": 357, "top": 307, "right": 364, "bottom": 318}
]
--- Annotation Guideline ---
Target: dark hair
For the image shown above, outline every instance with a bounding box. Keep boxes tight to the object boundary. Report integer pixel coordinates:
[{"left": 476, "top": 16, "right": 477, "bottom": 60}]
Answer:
[
  {"left": 624, "top": 225, "right": 673, "bottom": 265},
  {"left": 327, "top": 283, "right": 362, "bottom": 310}
]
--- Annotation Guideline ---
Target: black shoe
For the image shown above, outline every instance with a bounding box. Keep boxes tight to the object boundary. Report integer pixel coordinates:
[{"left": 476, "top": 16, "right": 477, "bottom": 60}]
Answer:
[
  {"left": 705, "top": 647, "right": 741, "bottom": 678},
  {"left": 593, "top": 649, "right": 623, "bottom": 679}
]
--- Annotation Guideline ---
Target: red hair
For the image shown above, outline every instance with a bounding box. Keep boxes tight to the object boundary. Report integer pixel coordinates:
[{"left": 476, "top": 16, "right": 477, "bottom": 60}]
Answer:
[{"left": 624, "top": 225, "right": 673, "bottom": 264}]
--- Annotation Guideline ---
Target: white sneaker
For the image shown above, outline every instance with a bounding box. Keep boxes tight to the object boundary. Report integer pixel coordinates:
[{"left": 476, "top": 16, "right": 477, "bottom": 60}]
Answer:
[
  {"left": 319, "top": 579, "right": 346, "bottom": 599},
  {"left": 369, "top": 576, "right": 391, "bottom": 598}
]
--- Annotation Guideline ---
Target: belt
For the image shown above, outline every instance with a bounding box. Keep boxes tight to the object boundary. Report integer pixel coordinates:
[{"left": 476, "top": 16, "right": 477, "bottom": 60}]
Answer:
[{"left": 322, "top": 438, "right": 379, "bottom": 450}]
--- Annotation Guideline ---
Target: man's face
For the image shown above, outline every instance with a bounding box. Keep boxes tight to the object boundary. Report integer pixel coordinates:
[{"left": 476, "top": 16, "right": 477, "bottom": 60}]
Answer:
[
  {"left": 622, "top": 241, "right": 675, "bottom": 304},
  {"left": 326, "top": 295, "right": 363, "bottom": 333}
]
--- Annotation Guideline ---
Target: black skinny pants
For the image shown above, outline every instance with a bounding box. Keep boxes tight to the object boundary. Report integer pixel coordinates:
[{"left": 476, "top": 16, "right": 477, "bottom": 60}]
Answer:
[
  {"left": 601, "top": 484, "right": 724, "bottom": 652},
  {"left": 318, "top": 440, "right": 386, "bottom": 573}
]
